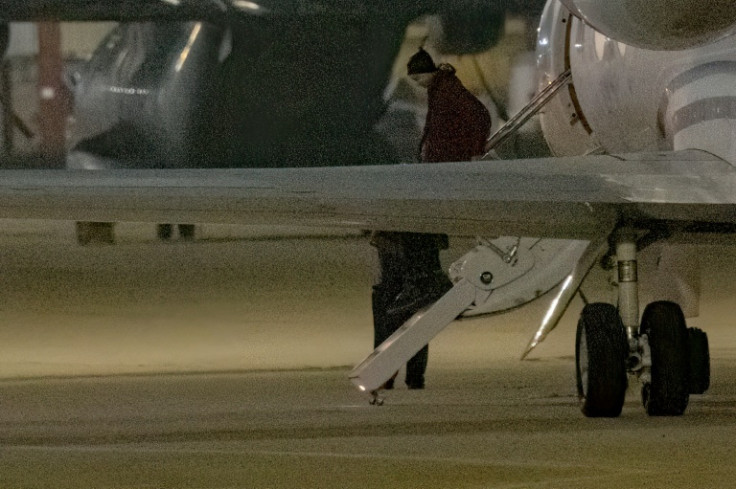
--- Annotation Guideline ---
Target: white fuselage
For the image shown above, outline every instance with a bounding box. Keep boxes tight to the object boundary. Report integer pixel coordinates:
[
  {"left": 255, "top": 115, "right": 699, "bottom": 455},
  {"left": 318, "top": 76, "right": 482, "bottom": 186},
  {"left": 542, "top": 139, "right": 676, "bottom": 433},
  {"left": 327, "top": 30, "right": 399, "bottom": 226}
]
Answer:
[{"left": 537, "top": 0, "right": 736, "bottom": 165}]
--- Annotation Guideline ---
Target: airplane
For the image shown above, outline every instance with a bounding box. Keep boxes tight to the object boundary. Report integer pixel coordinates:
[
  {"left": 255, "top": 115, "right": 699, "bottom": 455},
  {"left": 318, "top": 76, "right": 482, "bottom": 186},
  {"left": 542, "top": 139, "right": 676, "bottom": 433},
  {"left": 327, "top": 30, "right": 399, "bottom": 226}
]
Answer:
[
  {"left": 26, "top": 0, "right": 540, "bottom": 243},
  {"left": 0, "top": 0, "right": 735, "bottom": 418}
]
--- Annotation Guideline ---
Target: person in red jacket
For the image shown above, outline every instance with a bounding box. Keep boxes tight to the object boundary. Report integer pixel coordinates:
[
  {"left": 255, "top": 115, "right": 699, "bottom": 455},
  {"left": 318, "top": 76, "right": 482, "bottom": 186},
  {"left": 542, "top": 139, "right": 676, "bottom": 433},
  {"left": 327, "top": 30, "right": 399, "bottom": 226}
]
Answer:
[
  {"left": 410, "top": 48, "right": 492, "bottom": 162},
  {"left": 371, "top": 48, "right": 491, "bottom": 390}
]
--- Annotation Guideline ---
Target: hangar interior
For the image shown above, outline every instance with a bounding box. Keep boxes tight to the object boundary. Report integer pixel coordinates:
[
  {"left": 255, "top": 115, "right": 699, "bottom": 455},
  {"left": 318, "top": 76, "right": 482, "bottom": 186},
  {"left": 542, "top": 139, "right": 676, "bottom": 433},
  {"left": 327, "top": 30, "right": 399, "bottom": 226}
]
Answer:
[{"left": 0, "top": 11, "right": 544, "bottom": 170}]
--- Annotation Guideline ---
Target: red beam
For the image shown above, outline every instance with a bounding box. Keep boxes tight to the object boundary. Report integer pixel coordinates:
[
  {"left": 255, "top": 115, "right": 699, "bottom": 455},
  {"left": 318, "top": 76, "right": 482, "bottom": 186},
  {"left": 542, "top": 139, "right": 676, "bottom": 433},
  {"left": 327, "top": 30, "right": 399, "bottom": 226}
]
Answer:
[{"left": 37, "top": 22, "right": 69, "bottom": 165}]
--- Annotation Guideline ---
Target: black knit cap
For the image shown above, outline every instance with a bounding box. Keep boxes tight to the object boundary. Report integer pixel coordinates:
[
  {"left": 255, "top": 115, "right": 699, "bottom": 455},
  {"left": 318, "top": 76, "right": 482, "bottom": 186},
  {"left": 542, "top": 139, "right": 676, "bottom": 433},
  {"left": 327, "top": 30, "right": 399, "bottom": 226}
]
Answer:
[{"left": 407, "top": 47, "right": 437, "bottom": 75}]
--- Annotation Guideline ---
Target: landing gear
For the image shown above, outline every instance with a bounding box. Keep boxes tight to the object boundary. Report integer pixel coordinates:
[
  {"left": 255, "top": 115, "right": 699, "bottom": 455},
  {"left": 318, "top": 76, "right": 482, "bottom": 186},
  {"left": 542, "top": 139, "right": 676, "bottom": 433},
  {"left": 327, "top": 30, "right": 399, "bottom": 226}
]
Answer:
[
  {"left": 640, "top": 301, "right": 690, "bottom": 416},
  {"left": 688, "top": 327, "right": 710, "bottom": 395},
  {"left": 575, "top": 303, "right": 628, "bottom": 417},
  {"left": 575, "top": 230, "right": 709, "bottom": 418},
  {"left": 575, "top": 301, "right": 709, "bottom": 418}
]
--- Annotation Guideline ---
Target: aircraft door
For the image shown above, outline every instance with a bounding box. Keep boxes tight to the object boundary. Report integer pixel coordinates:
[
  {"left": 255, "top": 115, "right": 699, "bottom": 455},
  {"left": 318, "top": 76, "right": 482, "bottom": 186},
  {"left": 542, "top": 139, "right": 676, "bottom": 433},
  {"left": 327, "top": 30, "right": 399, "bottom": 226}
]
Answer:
[
  {"left": 452, "top": 237, "right": 590, "bottom": 316},
  {"left": 535, "top": 1, "right": 600, "bottom": 157}
]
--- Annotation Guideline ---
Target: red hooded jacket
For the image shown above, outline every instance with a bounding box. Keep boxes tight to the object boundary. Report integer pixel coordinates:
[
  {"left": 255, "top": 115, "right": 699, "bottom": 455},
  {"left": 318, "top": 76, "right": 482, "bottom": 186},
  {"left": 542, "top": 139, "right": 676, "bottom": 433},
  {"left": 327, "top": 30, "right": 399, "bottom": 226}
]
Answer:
[{"left": 420, "top": 65, "right": 491, "bottom": 163}]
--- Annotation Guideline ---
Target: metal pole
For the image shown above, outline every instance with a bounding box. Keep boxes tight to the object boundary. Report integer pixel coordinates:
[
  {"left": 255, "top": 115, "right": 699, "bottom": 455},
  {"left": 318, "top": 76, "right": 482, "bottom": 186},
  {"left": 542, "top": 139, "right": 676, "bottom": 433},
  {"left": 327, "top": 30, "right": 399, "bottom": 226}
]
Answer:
[{"left": 37, "top": 22, "right": 67, "bottom": 166}]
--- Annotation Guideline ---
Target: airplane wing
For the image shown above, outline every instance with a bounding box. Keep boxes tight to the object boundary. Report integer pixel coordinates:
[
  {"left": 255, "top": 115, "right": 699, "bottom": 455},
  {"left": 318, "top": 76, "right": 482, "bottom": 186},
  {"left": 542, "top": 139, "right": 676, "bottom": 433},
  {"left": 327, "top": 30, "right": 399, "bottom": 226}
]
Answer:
[{"left": 0, "top": 149, "right": 734, "bottom": 240}]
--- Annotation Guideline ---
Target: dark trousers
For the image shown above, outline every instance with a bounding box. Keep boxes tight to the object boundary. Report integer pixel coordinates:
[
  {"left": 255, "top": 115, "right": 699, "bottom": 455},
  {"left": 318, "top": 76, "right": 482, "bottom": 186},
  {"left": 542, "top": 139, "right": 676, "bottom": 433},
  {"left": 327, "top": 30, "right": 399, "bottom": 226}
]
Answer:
[{"left": 371, "top": 232, "right": 451, "bottom": 387}]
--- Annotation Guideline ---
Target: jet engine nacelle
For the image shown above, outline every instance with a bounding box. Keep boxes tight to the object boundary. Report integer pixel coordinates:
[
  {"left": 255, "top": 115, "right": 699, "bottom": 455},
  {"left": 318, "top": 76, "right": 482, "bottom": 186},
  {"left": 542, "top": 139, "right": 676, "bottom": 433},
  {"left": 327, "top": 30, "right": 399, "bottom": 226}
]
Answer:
[{"left": 559, "top": 0, "right": 736, "bottom": 50}]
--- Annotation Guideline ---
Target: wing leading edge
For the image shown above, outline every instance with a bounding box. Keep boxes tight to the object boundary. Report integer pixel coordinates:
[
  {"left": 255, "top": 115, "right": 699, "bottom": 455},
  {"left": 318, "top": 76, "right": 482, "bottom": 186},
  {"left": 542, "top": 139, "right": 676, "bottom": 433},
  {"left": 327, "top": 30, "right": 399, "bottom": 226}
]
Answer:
[{"left": 0, "top": 150, "right": 733, "bottom": 239}]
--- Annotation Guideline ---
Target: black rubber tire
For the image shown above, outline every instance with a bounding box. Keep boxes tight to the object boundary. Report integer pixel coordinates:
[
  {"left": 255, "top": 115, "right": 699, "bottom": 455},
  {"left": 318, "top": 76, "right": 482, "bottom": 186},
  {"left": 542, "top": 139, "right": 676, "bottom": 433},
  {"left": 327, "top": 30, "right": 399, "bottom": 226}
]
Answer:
[
  {"left": 640, "top": 301, "right": 690, "bottom": 416},
  {"left": 688, "top": 327, "right": 710, "bottom": 395},
  {"left": 575, "top": 303, "right": 628, "bottom": 417}
]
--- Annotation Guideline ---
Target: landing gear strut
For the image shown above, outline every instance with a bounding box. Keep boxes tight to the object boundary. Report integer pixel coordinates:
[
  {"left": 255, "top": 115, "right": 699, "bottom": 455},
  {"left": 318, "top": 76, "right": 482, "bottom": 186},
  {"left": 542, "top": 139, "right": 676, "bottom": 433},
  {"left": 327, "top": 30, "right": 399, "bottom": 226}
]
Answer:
[{"left": 575, "top": 229, "right": 709, "bottom": 417}]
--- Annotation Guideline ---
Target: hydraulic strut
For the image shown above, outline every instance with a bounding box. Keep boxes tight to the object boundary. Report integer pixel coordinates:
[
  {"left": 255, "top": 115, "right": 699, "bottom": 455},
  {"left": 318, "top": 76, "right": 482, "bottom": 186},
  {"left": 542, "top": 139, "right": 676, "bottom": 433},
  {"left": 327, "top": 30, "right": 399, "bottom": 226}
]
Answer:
[{"left": 615, "top": 228, "right": 640, "bottom": 343}]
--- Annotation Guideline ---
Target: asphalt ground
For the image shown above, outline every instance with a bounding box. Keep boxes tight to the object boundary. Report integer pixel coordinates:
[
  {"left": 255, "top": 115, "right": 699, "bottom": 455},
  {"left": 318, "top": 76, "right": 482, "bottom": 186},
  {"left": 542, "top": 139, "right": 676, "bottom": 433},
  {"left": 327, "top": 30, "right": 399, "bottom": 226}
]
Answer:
[{"left": 1, "top": 220, "right": 735, "bottom": 488}]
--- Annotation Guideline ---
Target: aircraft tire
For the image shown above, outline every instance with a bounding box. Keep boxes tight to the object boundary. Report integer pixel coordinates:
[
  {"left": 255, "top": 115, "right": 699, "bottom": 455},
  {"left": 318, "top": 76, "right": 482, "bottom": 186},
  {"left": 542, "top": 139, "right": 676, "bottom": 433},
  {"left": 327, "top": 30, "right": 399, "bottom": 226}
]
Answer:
[
  {"left": 688, "top": 327, "right": 710, "bottom": 395},
  {"left": 575, "top": 303, "right": 628, "bottom": 418},
  {"left": 640, "top": 301, "right": 690, "bottom": 416}
]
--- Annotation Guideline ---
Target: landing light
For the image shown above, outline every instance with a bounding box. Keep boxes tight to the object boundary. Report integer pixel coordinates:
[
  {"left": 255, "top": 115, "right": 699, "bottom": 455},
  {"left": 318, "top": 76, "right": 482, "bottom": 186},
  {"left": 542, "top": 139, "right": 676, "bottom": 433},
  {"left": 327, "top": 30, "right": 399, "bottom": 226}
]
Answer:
[
  {"left": 522, "top": 273, "right": 574, "bottom": 359},
  {"left": 540, "top": 274, "right": 574, "bottom": 332}
]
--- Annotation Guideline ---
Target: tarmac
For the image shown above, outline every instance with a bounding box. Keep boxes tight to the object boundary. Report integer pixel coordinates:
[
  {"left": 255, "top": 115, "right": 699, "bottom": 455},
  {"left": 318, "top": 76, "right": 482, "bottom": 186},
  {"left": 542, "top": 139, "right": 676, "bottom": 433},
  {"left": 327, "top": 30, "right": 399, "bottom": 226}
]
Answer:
[{"left": 1, "top": 220, "right": 736, "bottom": 488}]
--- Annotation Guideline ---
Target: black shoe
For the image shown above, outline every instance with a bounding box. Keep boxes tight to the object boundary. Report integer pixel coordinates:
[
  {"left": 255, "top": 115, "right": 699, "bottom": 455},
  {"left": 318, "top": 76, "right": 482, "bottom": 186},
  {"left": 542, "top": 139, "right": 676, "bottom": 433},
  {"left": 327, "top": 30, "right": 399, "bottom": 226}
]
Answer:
[
  {"left": 381, "top": 371, "right": 398, "bottom": 390},
  {"left": 406, "top": 378, "right": 425, "bottom": 390}
]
